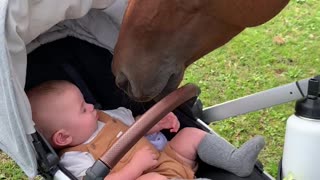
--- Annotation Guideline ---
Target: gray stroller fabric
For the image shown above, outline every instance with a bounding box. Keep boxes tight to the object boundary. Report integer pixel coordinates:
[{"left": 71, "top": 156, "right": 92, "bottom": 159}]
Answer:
[{"left": 27, "top": 0, "right": 128, "bottom": 54}]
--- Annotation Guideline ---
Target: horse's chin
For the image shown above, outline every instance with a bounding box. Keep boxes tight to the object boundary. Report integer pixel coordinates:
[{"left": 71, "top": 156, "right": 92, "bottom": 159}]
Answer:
[
  {"left": 132, "top": 84, "right": 177, "bottom": 102},
  {"left": 152, "top": 86, "right": 176, "bottom": 102},
  {"left": 153, "top": 77, "right": 180, "bottom": 102},
  {"left": 126, "top": 72, "right": 182, "bottom": 102}
]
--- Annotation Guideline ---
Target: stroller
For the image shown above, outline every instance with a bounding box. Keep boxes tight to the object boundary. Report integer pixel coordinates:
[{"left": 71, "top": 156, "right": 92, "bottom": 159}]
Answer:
[
  {"left": 25, "top": 36, "right": 312, "bottom": 180},
  {"left": 0, "top": 0, "right": 311, "bottom": 179}
]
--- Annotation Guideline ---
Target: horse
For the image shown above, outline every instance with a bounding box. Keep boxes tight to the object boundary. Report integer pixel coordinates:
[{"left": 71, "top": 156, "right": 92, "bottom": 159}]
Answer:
[{"left": 112, "top": 0, "right": 290, "bottom": 102}]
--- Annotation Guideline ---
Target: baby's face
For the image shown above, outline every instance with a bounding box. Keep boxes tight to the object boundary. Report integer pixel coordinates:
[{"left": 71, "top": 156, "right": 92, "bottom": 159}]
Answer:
[{"left": 58, "top": 85, "right": 99, "bottom": 145}]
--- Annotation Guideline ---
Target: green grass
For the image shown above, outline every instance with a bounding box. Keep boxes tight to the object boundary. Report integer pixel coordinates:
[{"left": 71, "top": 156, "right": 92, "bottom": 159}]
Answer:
[
  {"left": 182, "top": 0, "right": 320, "bottom": 177},
  {"left": 1, "top": 0, "right": 319, "bottom": 179},
  {"left": 0, "top": 153, "right": 29, "bottom": 180}
]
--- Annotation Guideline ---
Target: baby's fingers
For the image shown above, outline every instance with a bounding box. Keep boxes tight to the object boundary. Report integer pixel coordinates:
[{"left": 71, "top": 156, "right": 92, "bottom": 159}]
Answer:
[{"left": 170, "top": 120, "right": 180, "bottom": 133}]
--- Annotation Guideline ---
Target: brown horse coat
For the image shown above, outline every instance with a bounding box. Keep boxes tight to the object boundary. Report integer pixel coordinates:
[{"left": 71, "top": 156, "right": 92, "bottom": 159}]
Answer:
[{"left": 112, "top": 0, "right": 289, "bottom": 101}]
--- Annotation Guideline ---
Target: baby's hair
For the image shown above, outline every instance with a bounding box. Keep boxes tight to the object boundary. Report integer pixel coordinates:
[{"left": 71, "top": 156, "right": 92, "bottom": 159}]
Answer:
[
  {"left": 27, "top": 80, "right": 73, "bottom": 99},
  {"left": 26, "top": 80, "right": 75, "bottom": 142}
]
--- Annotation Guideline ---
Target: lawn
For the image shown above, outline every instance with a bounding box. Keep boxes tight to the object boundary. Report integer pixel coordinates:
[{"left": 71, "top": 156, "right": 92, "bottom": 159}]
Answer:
[
  {"left": 1, "top": 0, "right": 319, "bottom": 179},
  {"left": 182, "top": 0, "right": 320, "bottom": 177}
]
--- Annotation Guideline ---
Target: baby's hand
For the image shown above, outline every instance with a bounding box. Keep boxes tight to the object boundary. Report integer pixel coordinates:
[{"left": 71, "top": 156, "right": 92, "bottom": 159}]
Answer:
[
  {"left": 157, "top": 112, "right": 180, "bottom": 133},
  {"left": 146, "top": 112, "right": 180, "bottom": 135},
  {"left": 130, "top": 147, "right": 158, "bottom": 172}
]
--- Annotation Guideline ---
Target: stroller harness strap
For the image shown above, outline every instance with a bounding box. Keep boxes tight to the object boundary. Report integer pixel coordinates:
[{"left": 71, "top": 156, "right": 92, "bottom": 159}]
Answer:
[{"left": 59, "top": 111, "right": 195, "bottom": 178}]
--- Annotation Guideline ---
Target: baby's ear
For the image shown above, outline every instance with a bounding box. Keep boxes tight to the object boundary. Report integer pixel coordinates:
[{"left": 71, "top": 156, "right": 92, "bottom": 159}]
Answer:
[{"left": 52, "top": 129, "right": 72, "bottom": 147}]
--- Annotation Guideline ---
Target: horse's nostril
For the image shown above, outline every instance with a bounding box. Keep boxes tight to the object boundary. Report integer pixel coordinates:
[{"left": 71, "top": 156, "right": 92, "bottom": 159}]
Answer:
[{"left": 116, "top": 72, "right": 129, "bottom": 91}]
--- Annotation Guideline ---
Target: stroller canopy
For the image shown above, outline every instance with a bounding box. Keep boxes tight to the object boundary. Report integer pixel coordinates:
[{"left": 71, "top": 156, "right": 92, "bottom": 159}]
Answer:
[{"left": 1, "top": 0, "right": 128, "bottom": 177}]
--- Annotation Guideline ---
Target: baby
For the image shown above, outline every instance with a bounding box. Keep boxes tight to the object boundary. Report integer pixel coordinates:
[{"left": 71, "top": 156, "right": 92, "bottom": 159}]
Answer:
[{"left": 27, "top": 80, "right": 265, "bottom": 180}]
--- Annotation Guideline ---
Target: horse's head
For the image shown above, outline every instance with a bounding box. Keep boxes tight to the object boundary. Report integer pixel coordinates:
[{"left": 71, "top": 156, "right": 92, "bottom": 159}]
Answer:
[{"left": 112, "top": 0, "right": 289, "bottom": 102}]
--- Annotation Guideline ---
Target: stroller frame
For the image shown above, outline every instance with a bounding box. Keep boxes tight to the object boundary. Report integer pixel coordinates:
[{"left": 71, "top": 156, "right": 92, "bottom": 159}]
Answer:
[{"left": 25, "top": 37, "right": 315, "bottom": 180}]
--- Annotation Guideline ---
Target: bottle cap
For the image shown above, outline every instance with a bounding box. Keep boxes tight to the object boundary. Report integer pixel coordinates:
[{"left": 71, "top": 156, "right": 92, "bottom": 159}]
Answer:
[{"left": 295, "top": 76, "right": 320, "bottom": 119}]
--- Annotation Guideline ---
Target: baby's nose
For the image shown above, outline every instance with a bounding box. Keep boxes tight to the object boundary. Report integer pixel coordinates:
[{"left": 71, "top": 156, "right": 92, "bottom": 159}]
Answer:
[{"left": 87, "top": 103, "right": 94, "bottom": 111}]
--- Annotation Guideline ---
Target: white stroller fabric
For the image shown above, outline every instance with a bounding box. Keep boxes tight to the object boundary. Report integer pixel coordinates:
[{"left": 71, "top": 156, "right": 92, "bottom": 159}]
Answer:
[
  {"left": 2, "top": 0, "right": 128, "bottom": 177},
  {"left": 0, "top": 0, "right": 37, "bottom": 177}
]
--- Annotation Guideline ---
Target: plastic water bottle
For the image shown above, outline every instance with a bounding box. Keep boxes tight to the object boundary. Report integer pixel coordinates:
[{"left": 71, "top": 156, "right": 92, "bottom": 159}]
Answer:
[{"left": 282, "top": 77, "right": 320, "bottom": 180}]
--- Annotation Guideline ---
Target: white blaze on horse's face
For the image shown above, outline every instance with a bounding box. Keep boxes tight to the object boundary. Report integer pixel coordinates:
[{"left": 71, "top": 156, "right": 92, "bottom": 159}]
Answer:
[{"left": 112, "top": 0, "right": 289, "bottom": 102}]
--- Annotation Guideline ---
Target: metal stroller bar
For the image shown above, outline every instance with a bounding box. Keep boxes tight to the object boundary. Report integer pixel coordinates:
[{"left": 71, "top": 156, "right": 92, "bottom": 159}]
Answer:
[{"left": 201, "top": 77, "right": 314, "bottom": 123}]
